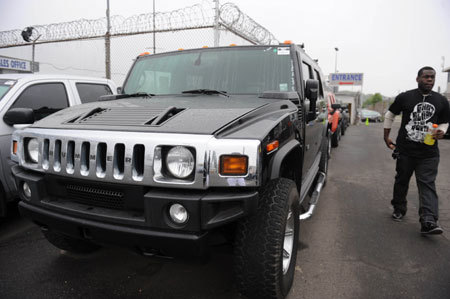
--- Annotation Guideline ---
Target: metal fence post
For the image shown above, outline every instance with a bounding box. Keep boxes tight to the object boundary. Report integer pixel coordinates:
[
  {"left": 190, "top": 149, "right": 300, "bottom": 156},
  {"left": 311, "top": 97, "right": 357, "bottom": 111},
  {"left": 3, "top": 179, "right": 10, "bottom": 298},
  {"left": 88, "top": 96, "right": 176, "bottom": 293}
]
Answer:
[{"left": 105, "top": 0, "right": 111, "bottom": 79}]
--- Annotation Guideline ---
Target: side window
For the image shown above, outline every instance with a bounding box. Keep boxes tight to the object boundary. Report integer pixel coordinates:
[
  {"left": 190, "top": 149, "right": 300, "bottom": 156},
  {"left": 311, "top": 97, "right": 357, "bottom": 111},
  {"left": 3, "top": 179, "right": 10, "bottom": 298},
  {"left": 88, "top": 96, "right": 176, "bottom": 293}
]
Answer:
[
  {"left": 10, "top": 83, "right": 69, "bottom": 121},
  {"left": 301, "top": 62, "right": 313, "bottom": 85},
  {"left": 314, "top": 69, "right": 324, "bottom": 97},
  {"left": 76, "top": 83, "right": 113, "bottom": 104}
]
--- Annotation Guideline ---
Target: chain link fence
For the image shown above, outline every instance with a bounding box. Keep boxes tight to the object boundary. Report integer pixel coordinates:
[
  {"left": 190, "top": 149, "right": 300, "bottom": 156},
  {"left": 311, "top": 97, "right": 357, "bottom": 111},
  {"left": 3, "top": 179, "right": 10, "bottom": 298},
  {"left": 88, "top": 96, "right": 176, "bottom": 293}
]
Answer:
[{"left": 0, "top": 2, "right": 278, "bottom": 86}]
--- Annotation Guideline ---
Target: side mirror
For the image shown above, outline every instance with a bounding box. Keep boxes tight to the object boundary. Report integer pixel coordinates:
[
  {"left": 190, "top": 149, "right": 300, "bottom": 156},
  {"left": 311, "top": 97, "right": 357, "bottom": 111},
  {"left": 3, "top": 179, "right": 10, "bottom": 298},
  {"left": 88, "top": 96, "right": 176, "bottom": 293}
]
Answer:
[
  {"left": 305, "top": 79, "right": 319, "bottom": 102},
  {"left": 305, "top": 79, "right": 319, "bottom": 121},
  {"left": 3, "top": 108, "right": 35, "bottom": 126},
  {"left": 331, "top": 103, "right": 341, "bottom": 109}
]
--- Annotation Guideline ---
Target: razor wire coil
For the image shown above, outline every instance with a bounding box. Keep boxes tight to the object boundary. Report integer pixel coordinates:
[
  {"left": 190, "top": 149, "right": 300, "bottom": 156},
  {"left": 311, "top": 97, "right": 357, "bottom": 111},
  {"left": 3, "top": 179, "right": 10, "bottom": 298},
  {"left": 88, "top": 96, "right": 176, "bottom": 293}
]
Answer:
[{"left": 0, "top": 2, "right": 278, "bottom": 48}]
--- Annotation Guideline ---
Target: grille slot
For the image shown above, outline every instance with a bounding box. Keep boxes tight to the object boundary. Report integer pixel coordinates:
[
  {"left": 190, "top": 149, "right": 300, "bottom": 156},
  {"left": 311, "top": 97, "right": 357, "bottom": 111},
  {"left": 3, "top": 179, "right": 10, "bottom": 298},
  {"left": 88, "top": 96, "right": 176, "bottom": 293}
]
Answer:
[
  {"left": 114, "top": 144, "right": 125, "bottom": 180},
  {"left": 65, "top": 184, "right": 124, "bottom": 210},
  {"left": 96, "top": 143, "right": 107, "bottom": 178},
  {"left": 132, "top": 144, "right": 145, "bottom": 181},
  {"left": 54, "top": 140, "right": 61, "bottom": 172},
  {"left": 66, "top": 141, "right": 75, "bottom": 174},
  {"left": 81, "top": 142, "right": 90, "bottom": 176},
  {"left": 43, "top": 139, "right": 50, "bottom": 170}
]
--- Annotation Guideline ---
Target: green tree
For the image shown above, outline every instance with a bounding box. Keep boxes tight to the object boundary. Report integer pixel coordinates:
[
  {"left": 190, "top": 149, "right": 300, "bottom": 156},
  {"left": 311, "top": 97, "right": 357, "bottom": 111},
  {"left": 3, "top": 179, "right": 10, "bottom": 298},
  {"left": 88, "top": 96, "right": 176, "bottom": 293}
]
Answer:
[{"left": 363, "top": 93, "right": 383, "bottom": 107}]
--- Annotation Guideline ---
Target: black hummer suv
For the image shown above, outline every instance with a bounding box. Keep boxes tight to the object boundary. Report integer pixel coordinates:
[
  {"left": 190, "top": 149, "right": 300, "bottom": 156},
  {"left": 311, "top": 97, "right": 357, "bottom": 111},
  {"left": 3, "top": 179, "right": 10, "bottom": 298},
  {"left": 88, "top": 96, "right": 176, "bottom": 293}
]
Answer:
[{"left": 10, "top": 44, "right": 329, "bottom": 299}]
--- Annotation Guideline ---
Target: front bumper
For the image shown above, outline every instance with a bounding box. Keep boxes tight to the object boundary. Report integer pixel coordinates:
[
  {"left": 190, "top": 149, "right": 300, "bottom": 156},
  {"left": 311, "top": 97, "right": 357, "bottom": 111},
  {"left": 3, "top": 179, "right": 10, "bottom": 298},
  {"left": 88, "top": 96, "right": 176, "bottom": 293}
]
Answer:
[{"left": 13, "top": 165, "right": 258, "bottom": 256}]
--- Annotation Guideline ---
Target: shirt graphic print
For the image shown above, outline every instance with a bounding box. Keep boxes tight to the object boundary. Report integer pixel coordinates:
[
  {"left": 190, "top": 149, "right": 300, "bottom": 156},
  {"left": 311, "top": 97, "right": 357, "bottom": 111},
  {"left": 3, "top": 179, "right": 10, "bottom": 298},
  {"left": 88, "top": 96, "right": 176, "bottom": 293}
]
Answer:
[{"left": 405, "top": 100, "right": 435, "bottom": 143}]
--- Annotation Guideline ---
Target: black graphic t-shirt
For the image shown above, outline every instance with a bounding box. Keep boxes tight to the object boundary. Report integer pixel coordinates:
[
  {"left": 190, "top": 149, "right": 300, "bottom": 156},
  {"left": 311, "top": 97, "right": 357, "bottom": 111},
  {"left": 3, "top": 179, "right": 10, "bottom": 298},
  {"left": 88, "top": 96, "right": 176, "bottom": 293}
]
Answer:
[{"left": 389, "top": 89, "right": 450, "bottom": 158}]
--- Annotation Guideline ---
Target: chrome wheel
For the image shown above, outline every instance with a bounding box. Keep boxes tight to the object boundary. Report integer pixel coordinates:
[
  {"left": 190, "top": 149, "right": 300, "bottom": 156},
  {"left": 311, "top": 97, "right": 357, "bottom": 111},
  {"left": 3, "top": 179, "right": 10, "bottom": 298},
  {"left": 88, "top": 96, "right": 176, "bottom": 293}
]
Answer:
[{"left": 282, "top": 207, "right": 294, "bottom": 274}]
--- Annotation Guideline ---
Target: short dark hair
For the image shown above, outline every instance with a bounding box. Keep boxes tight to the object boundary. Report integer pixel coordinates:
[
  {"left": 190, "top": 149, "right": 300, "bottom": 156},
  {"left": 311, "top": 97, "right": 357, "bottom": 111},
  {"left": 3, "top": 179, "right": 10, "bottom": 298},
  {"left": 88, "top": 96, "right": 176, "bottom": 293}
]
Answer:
[{"left": 417, "top": 66, "right": 435, "bottom": 77}]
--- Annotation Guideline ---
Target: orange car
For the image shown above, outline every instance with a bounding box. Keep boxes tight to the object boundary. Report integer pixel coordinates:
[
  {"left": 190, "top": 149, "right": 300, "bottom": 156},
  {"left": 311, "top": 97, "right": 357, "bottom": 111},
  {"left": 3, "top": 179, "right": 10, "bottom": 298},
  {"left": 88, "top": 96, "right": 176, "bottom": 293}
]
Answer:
[{"left": 327, "top": 93, "right": 342, "bottom": 147}]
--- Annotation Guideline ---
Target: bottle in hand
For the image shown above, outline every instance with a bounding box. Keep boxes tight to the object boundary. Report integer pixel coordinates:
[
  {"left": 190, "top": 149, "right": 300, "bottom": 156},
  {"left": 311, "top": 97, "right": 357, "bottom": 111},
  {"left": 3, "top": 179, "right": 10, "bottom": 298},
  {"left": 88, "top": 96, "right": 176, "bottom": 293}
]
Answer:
[{"left": 424, "top": 124, "right": 438, "bottom": 145}]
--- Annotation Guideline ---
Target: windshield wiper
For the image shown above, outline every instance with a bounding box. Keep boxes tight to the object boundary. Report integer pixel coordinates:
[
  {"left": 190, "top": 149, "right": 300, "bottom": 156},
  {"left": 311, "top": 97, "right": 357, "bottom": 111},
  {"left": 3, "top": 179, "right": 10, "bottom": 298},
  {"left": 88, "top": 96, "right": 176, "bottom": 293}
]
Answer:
[
  {"left": 181, "top": 89, "right": 229, "bottom": 97},
  {"left": 98, "top": 92, "right": 155, "bottom": 101}
]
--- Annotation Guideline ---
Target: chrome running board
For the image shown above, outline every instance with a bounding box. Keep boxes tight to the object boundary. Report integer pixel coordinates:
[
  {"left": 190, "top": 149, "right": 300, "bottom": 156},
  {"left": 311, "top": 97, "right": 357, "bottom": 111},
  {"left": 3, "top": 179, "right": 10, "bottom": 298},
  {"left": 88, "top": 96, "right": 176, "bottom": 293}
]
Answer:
[{"left": 299, "top": 171, "right": 326, "bottom": 220}]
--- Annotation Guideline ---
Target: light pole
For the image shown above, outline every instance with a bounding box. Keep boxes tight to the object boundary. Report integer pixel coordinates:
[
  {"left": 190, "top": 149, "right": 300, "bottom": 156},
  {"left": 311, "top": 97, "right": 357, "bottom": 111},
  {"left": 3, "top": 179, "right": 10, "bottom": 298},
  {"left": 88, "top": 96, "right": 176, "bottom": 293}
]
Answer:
[
  {"left": 21, "top": 27, "right": 41, "bottom": 73},
  {"left": 214, "top": 0, "right": 220, "bottom": 47},
  {"left": 334, "top": 47, "right": 339, "bottom": 73},
  {"left": 333, "top": 47, "right": 339, "bottom": 93},
  {"left": 105, "top": 0, "right": 111, "bottom": 79}
]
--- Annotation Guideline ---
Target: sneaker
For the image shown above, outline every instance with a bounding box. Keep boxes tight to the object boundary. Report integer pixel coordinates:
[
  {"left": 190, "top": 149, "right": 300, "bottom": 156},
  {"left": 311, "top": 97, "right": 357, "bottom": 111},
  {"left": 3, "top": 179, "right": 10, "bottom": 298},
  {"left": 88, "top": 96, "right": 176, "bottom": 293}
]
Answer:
[
  {"left": 392, "top": 211, "right": 404, "bottom": 222},
  {"left": 420, "top": 222, "right": 444, "bottom": 235}
]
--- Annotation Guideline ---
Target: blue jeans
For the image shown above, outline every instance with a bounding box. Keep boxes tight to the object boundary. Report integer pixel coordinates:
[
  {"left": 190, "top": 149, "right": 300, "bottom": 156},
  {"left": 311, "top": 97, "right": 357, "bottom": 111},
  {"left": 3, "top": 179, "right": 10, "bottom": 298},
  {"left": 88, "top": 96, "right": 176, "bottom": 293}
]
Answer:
[{"left": 391, "top": 154, "right": 440, "bottom": 223}]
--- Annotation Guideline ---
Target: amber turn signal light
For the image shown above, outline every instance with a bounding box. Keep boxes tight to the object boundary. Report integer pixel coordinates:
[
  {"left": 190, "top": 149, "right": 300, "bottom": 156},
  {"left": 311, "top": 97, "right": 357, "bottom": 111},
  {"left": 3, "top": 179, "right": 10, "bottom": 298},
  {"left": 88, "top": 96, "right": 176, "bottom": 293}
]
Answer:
[
  {"left": 266, "top": 140, "right": 279, "bottom": 153},
  {"left": 12, "top": 140, "right": 18, "bottom": 155},
  {"left": 220, "top": 155, "right": 248, "bottom": 176}
]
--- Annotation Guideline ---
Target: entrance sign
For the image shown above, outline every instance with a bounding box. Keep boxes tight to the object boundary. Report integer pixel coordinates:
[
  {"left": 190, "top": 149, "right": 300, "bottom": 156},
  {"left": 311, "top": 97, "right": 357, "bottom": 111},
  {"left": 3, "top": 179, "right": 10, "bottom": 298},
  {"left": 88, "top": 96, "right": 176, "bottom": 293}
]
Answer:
[{"left": 329, "top": 73, "right": 363, "bottom": 86}]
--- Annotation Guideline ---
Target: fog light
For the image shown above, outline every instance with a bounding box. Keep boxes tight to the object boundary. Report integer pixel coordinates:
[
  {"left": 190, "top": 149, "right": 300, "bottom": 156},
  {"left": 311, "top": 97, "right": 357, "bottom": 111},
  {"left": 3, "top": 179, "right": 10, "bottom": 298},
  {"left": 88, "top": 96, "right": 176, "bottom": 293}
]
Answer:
[
  {"left": 169, "top": 203, "right": 189, "bottom": 224},
  {"left": 22, "top": 182, "right": 32, "bottom": 199}
]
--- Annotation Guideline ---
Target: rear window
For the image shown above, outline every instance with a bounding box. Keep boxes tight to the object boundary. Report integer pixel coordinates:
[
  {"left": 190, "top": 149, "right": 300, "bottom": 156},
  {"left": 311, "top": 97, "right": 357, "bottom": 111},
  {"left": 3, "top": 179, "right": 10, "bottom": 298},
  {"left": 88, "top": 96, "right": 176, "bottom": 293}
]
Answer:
[
  {"left": 76, "top": 83, "right": 112, "bottom": 103},
  {"left": 0, "top": 79, "right": 17, "bottom": 101}
]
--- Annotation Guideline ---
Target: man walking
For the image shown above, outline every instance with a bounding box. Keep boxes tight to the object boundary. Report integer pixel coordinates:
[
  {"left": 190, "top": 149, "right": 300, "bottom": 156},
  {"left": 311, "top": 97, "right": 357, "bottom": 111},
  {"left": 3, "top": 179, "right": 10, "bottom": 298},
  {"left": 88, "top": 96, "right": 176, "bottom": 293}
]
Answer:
[{"left": 383, "top": 66, "right": 450, "bottom": 235}]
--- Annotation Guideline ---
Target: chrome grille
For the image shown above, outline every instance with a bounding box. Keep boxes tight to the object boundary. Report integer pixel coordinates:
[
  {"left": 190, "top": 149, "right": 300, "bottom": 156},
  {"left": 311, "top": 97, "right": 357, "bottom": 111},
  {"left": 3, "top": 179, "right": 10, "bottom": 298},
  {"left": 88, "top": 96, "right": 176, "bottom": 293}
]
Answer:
[
  {"left": 16, "top": 128, "right": 261, "bottom": 189},
  {"left": 44, "top": 139, "right": 146, "bottom": 180}
]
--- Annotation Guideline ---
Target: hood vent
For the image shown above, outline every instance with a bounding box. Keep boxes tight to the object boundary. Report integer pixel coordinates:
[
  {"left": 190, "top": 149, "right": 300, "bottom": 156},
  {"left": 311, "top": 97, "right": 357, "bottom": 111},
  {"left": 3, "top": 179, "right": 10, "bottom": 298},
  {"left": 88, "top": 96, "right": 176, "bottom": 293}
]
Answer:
[
  {"left": 67, "top": 107, "right": 108, "bottom": 123},
  {"left": 65, "top": 107, "right": 185, "bottom": 126}
]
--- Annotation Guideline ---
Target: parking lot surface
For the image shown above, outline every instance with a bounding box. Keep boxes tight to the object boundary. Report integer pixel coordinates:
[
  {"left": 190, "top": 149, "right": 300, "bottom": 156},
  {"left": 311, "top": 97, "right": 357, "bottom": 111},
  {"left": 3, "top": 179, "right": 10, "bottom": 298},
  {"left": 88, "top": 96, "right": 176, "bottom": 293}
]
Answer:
[{"left": 1, "top": 122, "right": 449, "bottom": 299}]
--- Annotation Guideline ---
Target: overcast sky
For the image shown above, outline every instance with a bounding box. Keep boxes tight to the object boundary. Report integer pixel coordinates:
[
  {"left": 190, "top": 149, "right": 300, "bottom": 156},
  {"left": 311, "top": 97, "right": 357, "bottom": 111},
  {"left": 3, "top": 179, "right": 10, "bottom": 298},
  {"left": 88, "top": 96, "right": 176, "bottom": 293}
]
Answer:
[{"left": 0, "top": 0, "right": 449, "bottom": 97}]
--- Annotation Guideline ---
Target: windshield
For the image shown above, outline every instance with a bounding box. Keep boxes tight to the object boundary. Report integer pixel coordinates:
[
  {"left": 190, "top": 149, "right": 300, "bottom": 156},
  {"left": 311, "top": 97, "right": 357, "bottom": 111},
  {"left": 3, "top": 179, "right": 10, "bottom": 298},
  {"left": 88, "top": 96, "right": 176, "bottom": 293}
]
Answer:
[
  {"left": 0, "top": 79, "right": 16, "bottom": 100},
  {"left": 124, "top": 47, "right": 295, "bottom": 95}
]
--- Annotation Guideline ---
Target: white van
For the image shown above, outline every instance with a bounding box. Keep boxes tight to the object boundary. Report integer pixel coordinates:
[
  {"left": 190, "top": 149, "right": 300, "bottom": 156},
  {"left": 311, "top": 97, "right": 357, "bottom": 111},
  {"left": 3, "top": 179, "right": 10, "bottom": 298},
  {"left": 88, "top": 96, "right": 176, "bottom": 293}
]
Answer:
[{"left": 0, "top": 74, "right": 117, "bottom": 216}]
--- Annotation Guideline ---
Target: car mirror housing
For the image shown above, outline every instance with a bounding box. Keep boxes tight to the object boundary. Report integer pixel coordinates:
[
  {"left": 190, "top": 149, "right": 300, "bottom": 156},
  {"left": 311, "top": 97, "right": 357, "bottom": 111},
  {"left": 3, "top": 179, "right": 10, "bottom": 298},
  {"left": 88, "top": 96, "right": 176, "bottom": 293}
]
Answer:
[
  {"left": 3, "top": 108, "right": 35, "bottom": 126},
  {"left": 305, "top": 79, "right": 319, "bottom": 102}
]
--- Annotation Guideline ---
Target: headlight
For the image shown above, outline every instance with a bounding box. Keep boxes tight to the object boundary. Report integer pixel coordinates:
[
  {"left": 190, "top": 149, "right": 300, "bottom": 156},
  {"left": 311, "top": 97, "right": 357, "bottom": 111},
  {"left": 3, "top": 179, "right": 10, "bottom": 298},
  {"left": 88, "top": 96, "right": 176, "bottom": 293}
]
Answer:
[
  {"left": 26, "top": 138, "right": 39, "bottom": 163},
  {"left": 166, "top": 146, "right": 194, "bottom": 179}
]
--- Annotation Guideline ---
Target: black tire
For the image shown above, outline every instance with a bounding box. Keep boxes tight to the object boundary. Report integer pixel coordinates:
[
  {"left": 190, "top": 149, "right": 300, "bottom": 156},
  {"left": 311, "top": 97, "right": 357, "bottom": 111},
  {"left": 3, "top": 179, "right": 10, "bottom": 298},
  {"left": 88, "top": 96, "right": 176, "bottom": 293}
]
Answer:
[
  {"left": 331, "top": 127, "right": 340, "bottom": 148},
  {"left": 43, "top": 230, "right": 100, "bottom": 254},
  {"left": 234, "top": 178, "right": 300, "bottom": 299},
  {"left": 341, "top": 121, "right": 346, "bottom": 136}
]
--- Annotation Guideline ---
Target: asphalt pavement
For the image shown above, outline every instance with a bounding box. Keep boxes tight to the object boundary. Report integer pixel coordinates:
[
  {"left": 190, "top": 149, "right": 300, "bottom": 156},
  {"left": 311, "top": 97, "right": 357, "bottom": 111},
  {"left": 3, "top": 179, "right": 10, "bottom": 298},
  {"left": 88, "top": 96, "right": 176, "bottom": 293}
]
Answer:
[{"left": 1, "top": 122, "right": 449, "bottom": 299}]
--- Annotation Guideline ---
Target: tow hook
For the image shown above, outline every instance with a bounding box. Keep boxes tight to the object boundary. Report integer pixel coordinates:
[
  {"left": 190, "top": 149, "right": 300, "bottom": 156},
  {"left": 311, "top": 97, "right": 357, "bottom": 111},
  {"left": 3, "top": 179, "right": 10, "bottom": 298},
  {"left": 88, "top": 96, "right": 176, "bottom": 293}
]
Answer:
[{"left": 299, "top": 171, "right": 326, "bottom": 220}]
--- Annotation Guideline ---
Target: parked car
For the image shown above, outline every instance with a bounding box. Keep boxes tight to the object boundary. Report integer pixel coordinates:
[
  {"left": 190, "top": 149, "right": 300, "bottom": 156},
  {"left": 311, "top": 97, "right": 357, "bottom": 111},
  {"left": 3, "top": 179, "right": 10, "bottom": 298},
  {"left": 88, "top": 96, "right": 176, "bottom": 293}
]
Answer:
[
  {"left": 11, "top": 44, "right": 330, "bottom": 299},
  {"left": 325, "top": 93, "right": 342, "bottom": 147},
  {"left": 360, "top": 109, "right": 382, "bottom": 122},
  {"left": 0, "top": 74, "right": 117, "bottom": 217},
  {"left": 339, "top": 103, "right": 350, "bottom": 135}
]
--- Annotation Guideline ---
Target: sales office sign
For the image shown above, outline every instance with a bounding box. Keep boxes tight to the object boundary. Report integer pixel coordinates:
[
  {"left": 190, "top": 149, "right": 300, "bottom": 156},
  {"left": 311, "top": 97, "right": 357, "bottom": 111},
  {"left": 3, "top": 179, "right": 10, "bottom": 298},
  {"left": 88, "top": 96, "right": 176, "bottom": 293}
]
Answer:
[{"left": 0, "top": 56, "right": 31, "bottom": 72}]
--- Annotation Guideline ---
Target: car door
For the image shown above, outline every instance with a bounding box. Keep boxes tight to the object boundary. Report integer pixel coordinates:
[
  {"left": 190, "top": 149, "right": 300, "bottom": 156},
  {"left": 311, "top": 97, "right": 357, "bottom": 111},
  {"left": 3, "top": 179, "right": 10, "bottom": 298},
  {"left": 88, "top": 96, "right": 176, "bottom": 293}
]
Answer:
[
  {"left": 1, "top": 81, "right": 70, "bottom": 195},
  {"left": 300, "top": 61, "right": 321, "bottom": 177}
]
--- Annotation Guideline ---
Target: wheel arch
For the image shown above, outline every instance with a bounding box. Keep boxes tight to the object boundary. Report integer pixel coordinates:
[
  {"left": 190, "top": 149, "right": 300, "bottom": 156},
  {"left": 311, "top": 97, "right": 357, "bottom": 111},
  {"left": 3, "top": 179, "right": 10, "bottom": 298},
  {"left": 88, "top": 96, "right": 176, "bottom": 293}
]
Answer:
[{"left": 268, "top": 139, "right": 303, "bottom": 192}]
